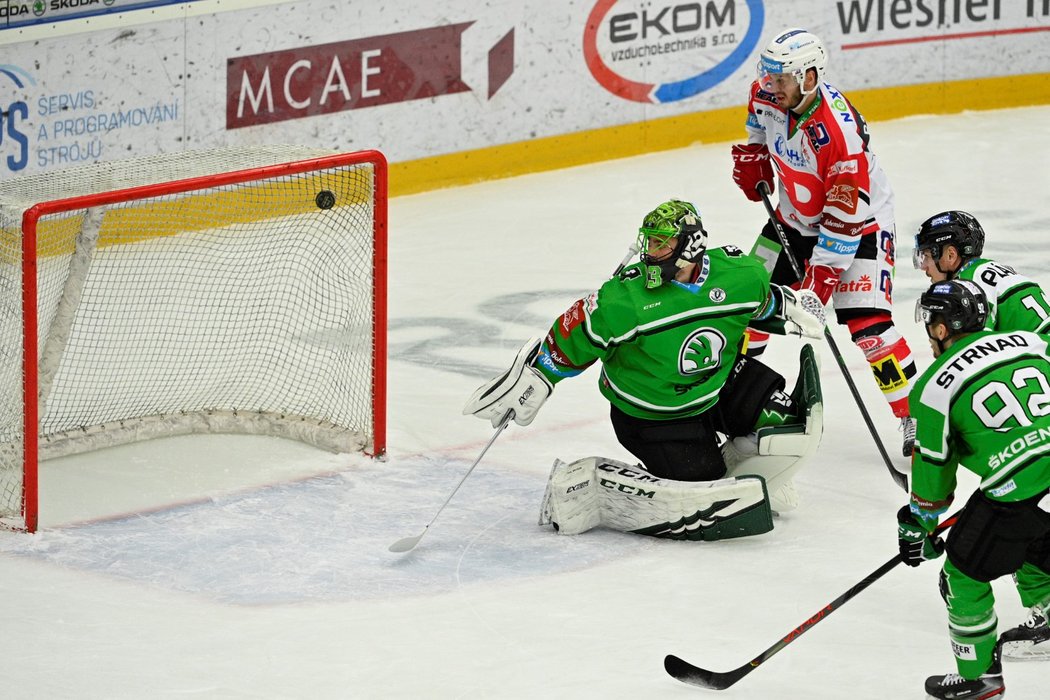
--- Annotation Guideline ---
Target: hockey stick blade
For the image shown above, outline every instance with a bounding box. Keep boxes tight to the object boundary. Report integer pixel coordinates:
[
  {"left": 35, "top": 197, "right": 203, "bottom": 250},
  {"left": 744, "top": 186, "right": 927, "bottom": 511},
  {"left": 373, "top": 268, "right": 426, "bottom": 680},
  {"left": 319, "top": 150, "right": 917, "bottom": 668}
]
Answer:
[
  {"left": 388, "top": 411, "right": 512, "bottom": 554},
  {"left": 663, "top": 654, "right": 747, "bottom": 690},
  {"left": 663, "top": 514, "right": 957, "bottom": 690}
]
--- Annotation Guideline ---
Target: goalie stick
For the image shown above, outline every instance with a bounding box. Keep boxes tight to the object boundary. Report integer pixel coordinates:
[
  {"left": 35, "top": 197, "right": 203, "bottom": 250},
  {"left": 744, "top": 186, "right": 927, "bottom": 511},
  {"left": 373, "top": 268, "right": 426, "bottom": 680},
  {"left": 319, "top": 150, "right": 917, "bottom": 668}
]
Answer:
[
  {"left": 664, "top": 514, "right": 957, "bottom": 690},
  {"left": 391, "top": 245, "right": 638, "bottom": 554},
  {"left": 756, "top": 183, "right": 908, "bottom": 494},
  {"left": 388, "top": 410, "right": 512, "bottom": 553}
]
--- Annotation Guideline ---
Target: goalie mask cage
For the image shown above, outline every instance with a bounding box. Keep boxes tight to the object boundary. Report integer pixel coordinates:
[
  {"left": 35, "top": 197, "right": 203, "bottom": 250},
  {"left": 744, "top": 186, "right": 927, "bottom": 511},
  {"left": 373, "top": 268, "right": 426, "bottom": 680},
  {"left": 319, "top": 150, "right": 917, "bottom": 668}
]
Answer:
[{"left": 0, "top": 146, "right": 387, "bottom": 532}]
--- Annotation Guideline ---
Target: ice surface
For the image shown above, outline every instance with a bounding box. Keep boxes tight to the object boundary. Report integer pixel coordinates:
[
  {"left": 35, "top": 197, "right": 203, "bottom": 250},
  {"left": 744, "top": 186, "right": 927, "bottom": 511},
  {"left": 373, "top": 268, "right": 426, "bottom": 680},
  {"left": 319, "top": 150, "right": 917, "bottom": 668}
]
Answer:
[{"left": 1, "top": 106, "right": 1048, "bottom": 698}]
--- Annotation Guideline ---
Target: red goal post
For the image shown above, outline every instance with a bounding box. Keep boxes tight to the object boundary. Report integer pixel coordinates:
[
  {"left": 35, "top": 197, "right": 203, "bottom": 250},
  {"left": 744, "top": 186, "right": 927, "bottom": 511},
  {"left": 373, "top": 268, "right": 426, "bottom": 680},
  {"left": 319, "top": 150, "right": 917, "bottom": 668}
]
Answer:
[{"left": 0, "top": 147, "right": 387, "bottom": 532}]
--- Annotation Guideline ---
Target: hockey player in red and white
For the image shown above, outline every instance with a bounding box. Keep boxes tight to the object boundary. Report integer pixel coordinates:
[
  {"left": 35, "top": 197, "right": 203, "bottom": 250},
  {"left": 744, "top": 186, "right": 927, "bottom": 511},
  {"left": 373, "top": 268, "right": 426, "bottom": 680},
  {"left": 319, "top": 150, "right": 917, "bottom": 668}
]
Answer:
[{"left": 731, "top": 28, "right": 918, "bottom": 456}]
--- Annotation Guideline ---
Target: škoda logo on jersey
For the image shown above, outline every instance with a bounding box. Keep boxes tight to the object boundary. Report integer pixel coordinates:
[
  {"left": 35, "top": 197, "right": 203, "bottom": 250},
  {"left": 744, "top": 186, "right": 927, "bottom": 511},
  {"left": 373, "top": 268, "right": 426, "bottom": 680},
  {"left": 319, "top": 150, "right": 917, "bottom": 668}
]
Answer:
[
  {"left": 583, "top": 0, "right": 764, "bottom": 103},
  {"left": 679, "top": 329, "right": 726, "bottom": 375}
]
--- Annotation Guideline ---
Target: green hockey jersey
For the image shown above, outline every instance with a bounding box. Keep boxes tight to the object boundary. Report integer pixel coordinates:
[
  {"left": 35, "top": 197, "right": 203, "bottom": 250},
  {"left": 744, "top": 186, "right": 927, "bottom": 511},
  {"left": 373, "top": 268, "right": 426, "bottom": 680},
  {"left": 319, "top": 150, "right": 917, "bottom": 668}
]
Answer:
[
  {"left": 909, "top": 329, "right": 1050, "bottom": 528},
  {"left": 532, "top": 246, "right": 772, "bottom": 421},
  {"left": 956, "top": 258, "right": 1050, "bottom": 333}
]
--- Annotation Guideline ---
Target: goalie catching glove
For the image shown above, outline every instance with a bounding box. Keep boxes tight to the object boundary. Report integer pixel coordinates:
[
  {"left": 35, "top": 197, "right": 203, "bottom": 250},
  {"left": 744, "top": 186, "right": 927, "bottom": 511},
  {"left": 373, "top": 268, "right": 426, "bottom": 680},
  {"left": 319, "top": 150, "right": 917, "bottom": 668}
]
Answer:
[
  {"left": 752, "top": 285, "right": 826, "bottom": 339},
  {"left": 464, "top": 337, "right": 553, "bottom": 428}
]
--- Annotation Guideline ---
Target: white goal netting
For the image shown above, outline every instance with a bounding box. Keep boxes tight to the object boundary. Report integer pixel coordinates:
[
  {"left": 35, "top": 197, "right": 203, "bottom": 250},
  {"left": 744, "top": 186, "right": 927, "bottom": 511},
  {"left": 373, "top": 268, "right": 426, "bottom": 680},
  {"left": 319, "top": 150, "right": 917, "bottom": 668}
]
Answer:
[{"left": 0, "top": 146, "right": 386, "bottom": 530}]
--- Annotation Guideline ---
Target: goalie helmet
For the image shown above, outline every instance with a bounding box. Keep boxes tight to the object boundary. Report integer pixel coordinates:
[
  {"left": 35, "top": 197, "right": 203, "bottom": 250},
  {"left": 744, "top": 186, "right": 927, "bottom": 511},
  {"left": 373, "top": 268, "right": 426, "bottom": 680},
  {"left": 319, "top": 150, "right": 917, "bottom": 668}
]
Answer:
[
  {"left": 915, "top": 279, "right": 988, "bottom": 334},
  {"left": 913, "top": 210, "right": 985, "bottom": 270},
  {"left": 637, "top": 199, "right": 707, "bottom": 289},
  {"left": 757, "top": 28, "right": 827, "bottom": 97}
]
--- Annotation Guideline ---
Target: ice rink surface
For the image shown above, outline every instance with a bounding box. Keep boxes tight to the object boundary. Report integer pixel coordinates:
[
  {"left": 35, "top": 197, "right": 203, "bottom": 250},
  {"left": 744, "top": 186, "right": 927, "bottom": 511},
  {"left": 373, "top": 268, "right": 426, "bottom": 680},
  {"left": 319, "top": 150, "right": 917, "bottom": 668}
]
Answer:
[{"left": 1, "top": 106, "right": 1049, "bottom": 698}]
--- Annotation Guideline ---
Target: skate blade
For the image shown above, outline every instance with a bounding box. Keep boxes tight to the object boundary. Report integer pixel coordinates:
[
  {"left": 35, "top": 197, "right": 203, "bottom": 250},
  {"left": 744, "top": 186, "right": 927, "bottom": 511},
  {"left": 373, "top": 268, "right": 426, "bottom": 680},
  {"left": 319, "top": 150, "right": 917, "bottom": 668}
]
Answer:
[{"left": 1002, "top": 641, "right": 1050, "bottom": 661}]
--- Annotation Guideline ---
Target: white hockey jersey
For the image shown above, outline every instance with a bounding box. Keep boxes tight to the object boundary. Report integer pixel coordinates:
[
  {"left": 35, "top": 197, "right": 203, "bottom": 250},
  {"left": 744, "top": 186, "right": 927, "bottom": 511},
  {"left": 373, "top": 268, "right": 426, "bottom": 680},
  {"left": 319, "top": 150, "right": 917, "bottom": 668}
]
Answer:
[{"left": 744, "top": 80, "right": 895, "bottom": 272}]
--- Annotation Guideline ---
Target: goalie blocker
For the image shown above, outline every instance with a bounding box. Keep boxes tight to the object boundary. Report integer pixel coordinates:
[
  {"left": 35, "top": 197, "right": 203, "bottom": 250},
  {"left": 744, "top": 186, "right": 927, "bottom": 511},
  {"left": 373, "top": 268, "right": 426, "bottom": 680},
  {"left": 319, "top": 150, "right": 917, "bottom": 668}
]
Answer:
[{"left": 539, "top": 344, "right": 822, "bottom": 540}]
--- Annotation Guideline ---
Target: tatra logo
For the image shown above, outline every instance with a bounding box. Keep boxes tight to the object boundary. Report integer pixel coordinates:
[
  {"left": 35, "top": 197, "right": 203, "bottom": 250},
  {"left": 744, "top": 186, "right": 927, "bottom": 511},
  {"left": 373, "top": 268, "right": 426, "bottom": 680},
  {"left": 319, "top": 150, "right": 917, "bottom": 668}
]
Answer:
[
  {"left": 582, "top": 0, "right": 764, "bottom": 103},
  {"left": 837, "top": 275, "right": 872, "bottom": 293},
  {"left": 678, "top": 328, "right": 726, "bottom": 375}
]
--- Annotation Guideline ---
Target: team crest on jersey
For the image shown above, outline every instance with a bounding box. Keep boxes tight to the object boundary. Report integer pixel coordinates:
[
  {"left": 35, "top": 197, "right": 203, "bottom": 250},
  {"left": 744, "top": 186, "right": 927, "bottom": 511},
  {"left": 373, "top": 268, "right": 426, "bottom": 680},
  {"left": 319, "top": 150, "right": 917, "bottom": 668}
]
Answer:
[
  {"left": 709, "top": 288, "right": 726, "bottom": 303},
  {"left": 678, "top": 329, "right": 727, "bottom": 376},
  {"left": 827, "top": 184, "right": 858, "bottom": 213},
  {"left": 804, "top": 122, "right": 831, "bottom": 152},
  {"left": 559, "top": 298, "right": 587, "bottom": 337}
]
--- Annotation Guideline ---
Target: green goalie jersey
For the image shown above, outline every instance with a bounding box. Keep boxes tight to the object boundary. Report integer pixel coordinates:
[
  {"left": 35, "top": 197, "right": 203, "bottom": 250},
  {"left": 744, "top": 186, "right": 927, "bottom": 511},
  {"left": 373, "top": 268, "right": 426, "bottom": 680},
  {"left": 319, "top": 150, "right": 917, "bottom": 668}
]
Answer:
[
  {"left": 532, "top": 246, "right": 771, "bottom": 421},
  {"left": 909, "top": 329, "right": 1050, "bottom": 528},
  {"left": 956, "top": 258, "right": 1050, "bottom": 333}
]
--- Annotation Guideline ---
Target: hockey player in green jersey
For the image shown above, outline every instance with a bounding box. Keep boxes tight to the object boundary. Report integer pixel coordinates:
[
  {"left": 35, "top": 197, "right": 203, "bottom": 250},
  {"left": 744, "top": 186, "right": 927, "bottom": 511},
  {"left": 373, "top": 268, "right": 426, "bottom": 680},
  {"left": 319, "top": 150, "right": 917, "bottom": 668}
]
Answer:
[
  {"left": 464, "top": 199, "right": 826, "bottom": 540},
  {"left": 898, "top": 279, "right": 1050, "bottom": 698},
  {"left": 914, "top": 209, "right": 1050, "bottom": 333}
]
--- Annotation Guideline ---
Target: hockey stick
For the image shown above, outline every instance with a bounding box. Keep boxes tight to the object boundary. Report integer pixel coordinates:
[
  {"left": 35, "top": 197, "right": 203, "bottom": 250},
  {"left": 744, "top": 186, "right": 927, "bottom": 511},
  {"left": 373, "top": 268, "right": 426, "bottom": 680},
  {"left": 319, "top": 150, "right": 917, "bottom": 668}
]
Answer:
[
  {"left": 388, "top": 409, "right": 513, "bottom": 553},
  {"left": 756, "top": 183, "right": 908, "bottom": 493},
  {"left": 613, "top": 243, "right": 640, "bottom": 277},
  {"left": 664, "top": 513, "right": 958, "bottom": 690},
  {"left": 392, "top": 246, "right": 636, "bottom": 554}
]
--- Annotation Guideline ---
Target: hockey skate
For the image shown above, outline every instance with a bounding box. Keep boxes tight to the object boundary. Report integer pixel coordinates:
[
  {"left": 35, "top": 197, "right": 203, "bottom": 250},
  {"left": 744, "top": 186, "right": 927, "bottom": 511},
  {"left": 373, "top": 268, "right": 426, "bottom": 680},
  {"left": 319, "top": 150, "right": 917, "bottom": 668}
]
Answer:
[
  {"left": 900, "top": 415, "right": 916, "bottom": 457},
  {"left": 924, "top": 644, "right": 1004, "bottom": 699},
  {"left": 1000, "top": 606, "right": 1050, "bottom": 660}
]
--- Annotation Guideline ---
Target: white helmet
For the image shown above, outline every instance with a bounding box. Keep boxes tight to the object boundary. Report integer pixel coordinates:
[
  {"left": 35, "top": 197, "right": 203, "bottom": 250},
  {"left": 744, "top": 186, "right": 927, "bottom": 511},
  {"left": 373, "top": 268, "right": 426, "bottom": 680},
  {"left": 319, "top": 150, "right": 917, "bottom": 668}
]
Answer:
[{"left": 757, "top": 28, "right": 827, "bottom": 97}]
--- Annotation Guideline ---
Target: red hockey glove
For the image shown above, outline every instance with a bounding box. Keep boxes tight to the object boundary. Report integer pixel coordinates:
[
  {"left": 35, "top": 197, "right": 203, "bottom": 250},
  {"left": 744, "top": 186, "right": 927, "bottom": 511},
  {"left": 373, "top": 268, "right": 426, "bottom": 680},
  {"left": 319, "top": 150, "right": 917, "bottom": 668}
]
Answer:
[
  {"left": 800, "top": 264, "right": 842, "bottom": 306},
  {"left": 731, "top": 143, "right": 774, "bottom": 202}
]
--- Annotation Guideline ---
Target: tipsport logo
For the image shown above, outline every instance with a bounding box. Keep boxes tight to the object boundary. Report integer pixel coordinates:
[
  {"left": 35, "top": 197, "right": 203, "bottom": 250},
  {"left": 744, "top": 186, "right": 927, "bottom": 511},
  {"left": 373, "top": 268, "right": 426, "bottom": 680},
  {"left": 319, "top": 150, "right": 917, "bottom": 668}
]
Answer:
[
  {"left": 0, "top": 65, "right": 35, "bottom": 172},
  {"left": 583, "top": 0, "right": 765, "bottom": 103}
]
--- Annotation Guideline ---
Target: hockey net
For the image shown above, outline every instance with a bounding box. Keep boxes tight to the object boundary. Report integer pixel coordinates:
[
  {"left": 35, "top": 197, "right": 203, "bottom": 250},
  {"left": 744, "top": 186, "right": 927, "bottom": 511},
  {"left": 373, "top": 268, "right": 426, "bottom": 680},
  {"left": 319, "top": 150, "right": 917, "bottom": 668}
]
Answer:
[{"left": 0, "top": 146, "right": 387, "bottom": 532}]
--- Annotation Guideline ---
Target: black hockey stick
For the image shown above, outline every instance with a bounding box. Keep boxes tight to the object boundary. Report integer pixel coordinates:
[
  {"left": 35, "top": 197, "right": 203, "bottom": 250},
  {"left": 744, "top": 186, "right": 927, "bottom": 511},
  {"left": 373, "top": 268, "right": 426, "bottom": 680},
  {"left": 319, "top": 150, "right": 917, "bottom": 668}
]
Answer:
[
  {"left": 664, "top": 513, "right": 957, "bottom": 690},
  {"left": 756, "top": 183, "right": 908, "bottom": 493}
]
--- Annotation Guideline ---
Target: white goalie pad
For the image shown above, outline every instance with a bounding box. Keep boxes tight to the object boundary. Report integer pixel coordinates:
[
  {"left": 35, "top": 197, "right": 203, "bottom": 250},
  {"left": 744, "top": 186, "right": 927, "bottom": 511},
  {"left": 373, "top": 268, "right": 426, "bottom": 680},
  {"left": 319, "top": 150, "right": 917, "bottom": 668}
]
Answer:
[
  {"left": 723, "top": 344, "right": 823, "bottom": 513},
  {"left": 539, "top": 457, "right": 773, "bottom": 541}
]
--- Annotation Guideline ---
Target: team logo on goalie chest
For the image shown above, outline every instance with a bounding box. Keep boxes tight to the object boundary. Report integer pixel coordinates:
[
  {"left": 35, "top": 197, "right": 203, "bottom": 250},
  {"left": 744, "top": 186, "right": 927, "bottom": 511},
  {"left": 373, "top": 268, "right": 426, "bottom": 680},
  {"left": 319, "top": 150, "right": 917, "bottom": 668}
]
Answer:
[{"left": 679, "top": 329, "right": 727, "bottom": 376}]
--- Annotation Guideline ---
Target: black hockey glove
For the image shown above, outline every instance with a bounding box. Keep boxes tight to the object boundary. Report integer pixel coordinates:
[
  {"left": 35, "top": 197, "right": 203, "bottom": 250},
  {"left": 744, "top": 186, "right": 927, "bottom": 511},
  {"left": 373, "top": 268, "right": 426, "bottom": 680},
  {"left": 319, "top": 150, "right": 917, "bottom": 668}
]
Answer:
[{"left": 897, "top": 505, "right": 945, "bottom": 567}]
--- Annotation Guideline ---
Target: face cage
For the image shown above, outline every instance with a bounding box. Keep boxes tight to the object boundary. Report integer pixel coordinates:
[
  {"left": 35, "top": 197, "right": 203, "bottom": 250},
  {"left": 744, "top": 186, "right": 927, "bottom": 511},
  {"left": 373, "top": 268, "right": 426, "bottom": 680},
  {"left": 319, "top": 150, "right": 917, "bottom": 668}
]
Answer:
[{"left": 638, "top": 229, "right": 688, "bottom": 288}]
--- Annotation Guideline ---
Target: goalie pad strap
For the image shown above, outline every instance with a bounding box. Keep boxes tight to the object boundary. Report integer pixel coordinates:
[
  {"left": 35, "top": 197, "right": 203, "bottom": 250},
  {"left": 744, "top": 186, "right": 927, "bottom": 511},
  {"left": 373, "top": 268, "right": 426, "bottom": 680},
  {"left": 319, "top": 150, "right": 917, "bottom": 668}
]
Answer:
[{"left": 539, "top": 457, "right": 773, "bottom": 541}]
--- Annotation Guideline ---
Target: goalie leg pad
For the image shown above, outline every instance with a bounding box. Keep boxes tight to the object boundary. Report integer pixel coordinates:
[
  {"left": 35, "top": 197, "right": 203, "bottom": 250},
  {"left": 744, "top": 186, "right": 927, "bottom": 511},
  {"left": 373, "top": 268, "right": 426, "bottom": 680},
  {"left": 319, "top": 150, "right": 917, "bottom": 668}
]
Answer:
[
  {"left": 541, "top": 457, "right": 773, "bottom": 541},
  {"left": 538, "top": 458, "right": 601, "bottom": 535},
  {"left": 723, "top": 344, "right": 823, "bottom": 513}
]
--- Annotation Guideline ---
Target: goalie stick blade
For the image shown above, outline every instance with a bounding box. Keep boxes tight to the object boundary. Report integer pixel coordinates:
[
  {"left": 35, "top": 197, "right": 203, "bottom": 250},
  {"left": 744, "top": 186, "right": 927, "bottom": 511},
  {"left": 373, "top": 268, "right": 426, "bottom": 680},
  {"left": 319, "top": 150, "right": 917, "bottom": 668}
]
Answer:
[{"left": 663, "top": 654, "right": 748, "bottom": 690}]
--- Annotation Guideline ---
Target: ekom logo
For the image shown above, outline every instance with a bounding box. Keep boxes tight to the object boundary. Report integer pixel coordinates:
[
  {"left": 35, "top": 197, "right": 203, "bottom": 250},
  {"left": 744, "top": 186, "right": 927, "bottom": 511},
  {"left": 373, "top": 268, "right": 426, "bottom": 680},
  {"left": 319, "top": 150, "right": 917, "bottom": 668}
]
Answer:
[{"left": 583, "top": 0, "right": 765, "bottom": 103}]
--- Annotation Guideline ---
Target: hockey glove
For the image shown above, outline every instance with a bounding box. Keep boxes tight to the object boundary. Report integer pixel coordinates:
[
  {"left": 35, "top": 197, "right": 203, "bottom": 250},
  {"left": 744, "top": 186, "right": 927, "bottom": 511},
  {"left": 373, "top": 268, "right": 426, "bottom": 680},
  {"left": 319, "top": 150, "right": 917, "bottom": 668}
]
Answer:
[
  {"left": 779, "top": 287, "right": 826, "bottom": 338},
  {"left": 897, "top": 505, "right": 945, "bottom": 567},
  {"left": 463, "top": 337, "right": 553, "bottom": 428},
  {"left": 731, "top": 144, "right": 773, "bottom": 202},
  {"left": 800, "top": 263, "right": 842, "bottom": 306}
]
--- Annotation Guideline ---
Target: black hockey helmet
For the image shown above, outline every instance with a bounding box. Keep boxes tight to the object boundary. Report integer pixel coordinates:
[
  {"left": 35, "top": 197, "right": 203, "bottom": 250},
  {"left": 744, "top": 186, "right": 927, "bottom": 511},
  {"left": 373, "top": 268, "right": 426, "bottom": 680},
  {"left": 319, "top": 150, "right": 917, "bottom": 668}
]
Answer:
[
  {"left": 915, "top": 279, "right": 988, "bottom": 335},
  {"left": 912, "top": 210, "right": 985, "bottom": 270}
]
